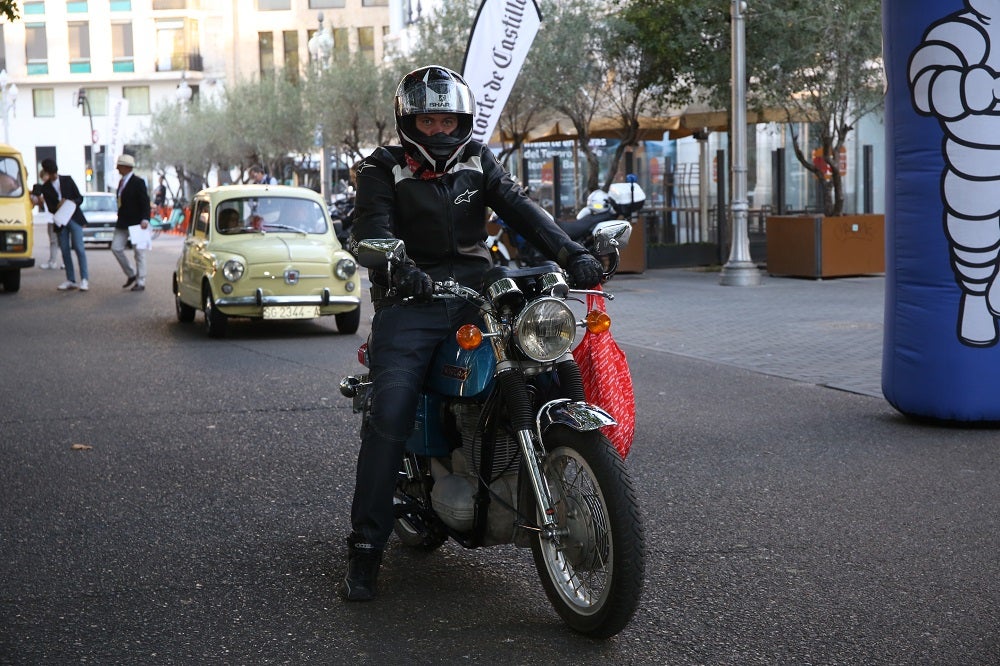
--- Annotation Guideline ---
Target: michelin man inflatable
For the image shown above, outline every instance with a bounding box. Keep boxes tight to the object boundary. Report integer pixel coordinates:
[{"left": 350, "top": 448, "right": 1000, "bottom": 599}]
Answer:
[{"left": 884, "top": 0, "right": 1000, "bottom": 420}]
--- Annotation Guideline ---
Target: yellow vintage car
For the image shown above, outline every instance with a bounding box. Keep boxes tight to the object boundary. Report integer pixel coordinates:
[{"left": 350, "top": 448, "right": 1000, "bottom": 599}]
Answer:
[{"left": 173, "top": 185, "right": 361, "bottom": 338}]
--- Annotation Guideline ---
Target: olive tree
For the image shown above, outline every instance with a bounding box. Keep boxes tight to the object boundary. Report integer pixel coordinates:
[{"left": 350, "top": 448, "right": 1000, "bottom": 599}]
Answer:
[
  {"left": 1, "top": 0, "right": 18, "bottom": 21},
  {"left": 401, "top": 0, "right": 480, "bottom": 72},
  {"left": 532, "top": 0, "right": 610, "bottom": 194},
  {"left": 222, "top": 72, "right": 313, "bottom": 179},
  {"left": 621, "top": 0, "right": 884, "bottom": 216},
  {"left": 751, "top": 0, "right": 884, "bottom": 216},
  {"left": 144, "top": 69, "right": 313, "bottom": 191},
  {"left": 304, "top": 54, "right": 399, "bottom": 166},
  {"left": 145, "top": 97, "right": 231, "bottom": 199},
  {"left": 597, "top": 13, "right": 681, "bottom": 192},
  {"left": 491, "top": 57, "right": 550, "bottom": 167}
]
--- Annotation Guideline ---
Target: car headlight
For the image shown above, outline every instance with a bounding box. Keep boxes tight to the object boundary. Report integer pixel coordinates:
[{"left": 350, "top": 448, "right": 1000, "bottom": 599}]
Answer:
[
  {"left": 222, "top": 259, "right": 245, "bottom": 281},
  {"left": 335, "top": 257, "right": 357, "bottom": 280},
  {"left": 3, "top": 231, "right": 26, "bottom": 252},
  {"left": 513, "top": 297, "right": 576, "bottom": 362}
]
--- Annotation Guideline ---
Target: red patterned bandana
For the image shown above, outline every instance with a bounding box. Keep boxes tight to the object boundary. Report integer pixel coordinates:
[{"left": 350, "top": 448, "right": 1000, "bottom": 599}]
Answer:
[{"left": 405, "top": 154, "right": 444, "bottom": 181}]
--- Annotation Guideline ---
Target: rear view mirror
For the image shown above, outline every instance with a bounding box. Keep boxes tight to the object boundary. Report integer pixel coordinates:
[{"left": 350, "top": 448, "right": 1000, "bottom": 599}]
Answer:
[
  {"left": 354, "top": 238, "right": 407, "bottom": 269},
  {"left": 592, "top": 221, "right": 632, "bottom": 255}
]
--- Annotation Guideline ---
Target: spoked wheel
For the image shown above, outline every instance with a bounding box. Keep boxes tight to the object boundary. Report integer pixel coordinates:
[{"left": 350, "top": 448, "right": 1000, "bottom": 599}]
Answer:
[{"left": 530, "top": 426, "right": 645, "bottom": 638}]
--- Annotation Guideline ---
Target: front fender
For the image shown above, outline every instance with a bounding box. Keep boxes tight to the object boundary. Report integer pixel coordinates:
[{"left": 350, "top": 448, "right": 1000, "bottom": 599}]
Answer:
[{"left": 537, "top": 398, "right": 616, "bottom": 434}]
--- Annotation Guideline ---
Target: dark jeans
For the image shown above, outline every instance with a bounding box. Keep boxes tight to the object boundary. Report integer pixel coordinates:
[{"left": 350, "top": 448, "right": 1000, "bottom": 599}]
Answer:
[{"left": 349, "top": 297, "right": 479, "bottom": 549}]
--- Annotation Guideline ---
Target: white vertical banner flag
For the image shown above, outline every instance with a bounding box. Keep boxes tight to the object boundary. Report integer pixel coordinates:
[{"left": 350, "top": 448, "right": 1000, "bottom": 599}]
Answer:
[
  {"left": 461, "top": 0, "right": 542, "bottom": 145},
  {"left": 105, "top": 97, "right": 129, "bottom": 190}
]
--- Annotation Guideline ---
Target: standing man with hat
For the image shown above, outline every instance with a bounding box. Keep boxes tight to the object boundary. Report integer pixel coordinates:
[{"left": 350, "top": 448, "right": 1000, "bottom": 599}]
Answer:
[{"left": 111, "top": 154, "right": 151, "bottom": 292}]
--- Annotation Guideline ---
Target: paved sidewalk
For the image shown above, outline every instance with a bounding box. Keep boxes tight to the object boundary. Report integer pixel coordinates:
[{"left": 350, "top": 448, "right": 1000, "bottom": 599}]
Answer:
[{"left": 602, "top": 268, "right": 885, "bottom": 398}]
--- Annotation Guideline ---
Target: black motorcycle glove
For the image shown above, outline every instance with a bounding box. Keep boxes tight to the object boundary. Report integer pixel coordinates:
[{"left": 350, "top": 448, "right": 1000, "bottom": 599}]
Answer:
[
  {"left": 392, "top": 263, "right": 435, "bottom": 300},
  {"left": 566, "top": 252, "right": 604, "bottom": 289}
]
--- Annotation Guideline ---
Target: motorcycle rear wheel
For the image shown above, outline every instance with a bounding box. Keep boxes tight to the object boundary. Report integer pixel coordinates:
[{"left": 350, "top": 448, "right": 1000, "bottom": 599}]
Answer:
[{"left": 530, "top": 426, "right": 645, "bottom": 638}]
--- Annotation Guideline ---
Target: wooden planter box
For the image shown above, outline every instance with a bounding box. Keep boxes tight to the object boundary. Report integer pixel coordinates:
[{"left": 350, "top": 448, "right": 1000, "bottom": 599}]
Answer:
[
  {"left": 766, "top": 214, "right": 884, "bottom": 278},
  {"left": 616, "top": 219, "right": 647, "bottom": 274}
]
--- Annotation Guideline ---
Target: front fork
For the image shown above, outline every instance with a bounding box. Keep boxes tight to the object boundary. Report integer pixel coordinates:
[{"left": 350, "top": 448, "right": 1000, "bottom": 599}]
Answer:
[
  {"left": 494, "top": 367, "right": 558, "bottom": 532},
  {"left": 516, "top": 427, "right": 559, "bottom": 532},
  {"left": 497, "top": 356, "right": 593, "bottom": 534},
  {"left": 499, "top": 359, "right": 617, "bottom": 540}
]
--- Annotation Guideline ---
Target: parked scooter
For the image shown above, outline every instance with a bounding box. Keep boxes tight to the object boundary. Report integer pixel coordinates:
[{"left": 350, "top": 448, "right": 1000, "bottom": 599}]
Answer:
[{"left": 497, "top": 175, "right": 645, "bottom": 281}]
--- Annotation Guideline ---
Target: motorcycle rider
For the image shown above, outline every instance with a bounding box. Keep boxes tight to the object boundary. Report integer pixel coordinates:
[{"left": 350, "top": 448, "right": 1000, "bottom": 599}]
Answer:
[{"left": 340, "top": 65, "right": 604, "bottom": 601}]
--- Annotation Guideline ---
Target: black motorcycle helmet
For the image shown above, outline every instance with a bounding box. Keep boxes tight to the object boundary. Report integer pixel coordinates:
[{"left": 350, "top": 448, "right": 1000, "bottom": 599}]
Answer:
[{"left": 394, "top": 65, "right": 476, "bottom": 174}]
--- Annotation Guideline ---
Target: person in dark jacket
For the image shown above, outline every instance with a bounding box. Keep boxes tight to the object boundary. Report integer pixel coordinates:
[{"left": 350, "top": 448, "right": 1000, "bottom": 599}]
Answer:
[
  {"left": 111, "top": 154, "right": 151, "bottom": 292},
  {"left": 339, "top": 65, "right": 603, "bottom": 602},
  {"left": 38, "top": 159, "right": 89, "bottom": 291}
]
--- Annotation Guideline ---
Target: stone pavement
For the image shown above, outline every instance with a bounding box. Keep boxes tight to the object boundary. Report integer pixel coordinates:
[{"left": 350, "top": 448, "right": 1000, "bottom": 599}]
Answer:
[{"left": 600, "top": 267, "right": 885, "bottom": 398}]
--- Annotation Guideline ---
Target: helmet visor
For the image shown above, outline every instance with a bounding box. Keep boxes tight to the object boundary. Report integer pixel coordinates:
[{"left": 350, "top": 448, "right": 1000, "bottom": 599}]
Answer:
[{"left": 396, "top": 79, "right": 475, "bottom": 117}]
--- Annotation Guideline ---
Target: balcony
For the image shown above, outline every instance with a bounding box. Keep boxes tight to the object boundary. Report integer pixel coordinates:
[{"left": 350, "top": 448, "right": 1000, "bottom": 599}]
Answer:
[{"left": 157, "top": 53, "right": 203, "bottom": 73}]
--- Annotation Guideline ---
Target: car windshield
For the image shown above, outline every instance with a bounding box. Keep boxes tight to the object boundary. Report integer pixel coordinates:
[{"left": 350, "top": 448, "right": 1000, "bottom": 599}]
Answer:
[
  {"left": 81, "top": 195, "right": 117, "bottom": 212},
  {"left": 216, "top": 197, "right": 328, "bottom": 235}
]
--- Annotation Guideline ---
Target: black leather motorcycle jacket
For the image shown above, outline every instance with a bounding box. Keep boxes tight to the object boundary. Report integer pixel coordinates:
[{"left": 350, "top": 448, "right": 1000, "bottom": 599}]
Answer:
[{"left": 351, "top": 141, "right": 587, "bottom": 292}]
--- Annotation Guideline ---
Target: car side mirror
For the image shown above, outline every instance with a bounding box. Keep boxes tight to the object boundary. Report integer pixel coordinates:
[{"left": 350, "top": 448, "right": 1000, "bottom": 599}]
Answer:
[{"left": 354, "top": 238, "right": 407, "bottom": 270}]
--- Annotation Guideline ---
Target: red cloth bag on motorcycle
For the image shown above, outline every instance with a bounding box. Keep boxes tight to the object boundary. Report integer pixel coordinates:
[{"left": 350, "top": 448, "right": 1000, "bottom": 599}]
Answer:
[{"left": 572, "top": 286, "right": 635, "bottom": 458}]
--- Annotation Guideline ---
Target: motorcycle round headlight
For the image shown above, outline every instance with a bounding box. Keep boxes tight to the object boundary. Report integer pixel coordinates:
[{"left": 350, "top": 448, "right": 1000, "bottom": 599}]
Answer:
[
  {"left": 514, "top": 297, "right": 576, "bottom": 361},
  {"left": 222, "top": 259, "right": 245, "bottom": 282}
]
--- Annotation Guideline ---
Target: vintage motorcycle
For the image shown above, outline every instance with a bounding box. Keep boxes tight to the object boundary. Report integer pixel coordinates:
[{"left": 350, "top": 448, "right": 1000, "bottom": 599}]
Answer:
[
  {"left": 340, "top": 239, "right": 645, "bottom": 638},
  {"left": 499, "top": 175, "right": 645, "bottom": 281}
]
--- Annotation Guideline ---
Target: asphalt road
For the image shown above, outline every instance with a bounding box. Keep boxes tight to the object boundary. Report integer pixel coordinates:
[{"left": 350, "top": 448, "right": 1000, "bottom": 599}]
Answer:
[{"left": 2, "top": 235, "right": 999, "bottom": 665}]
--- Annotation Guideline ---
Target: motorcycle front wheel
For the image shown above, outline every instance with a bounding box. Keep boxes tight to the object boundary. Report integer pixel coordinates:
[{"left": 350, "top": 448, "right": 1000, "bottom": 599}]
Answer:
[{"left": 530, "top": 426, "right": 645, "bottom": 639}]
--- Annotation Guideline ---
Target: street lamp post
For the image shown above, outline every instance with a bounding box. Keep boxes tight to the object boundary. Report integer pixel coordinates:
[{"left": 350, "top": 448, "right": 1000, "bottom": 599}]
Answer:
[
  {"left": 76, "top": 89, "right": 99, "bottom": 191},
  {"left": 0, "top": 69, "right": 19, "bottom": 146},
  {"left": 308, "top": 13, "right": 335, "bottom": 204},
  {"left": 719, "top": 0, "right": 762, "bottom": 287},
  {"left": 171, "top": 74, "right": 193, "bottom": 201}
]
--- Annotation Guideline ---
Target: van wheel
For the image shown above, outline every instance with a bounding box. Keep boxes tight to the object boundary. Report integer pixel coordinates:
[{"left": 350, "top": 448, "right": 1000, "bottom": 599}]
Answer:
[{"left": 1, "top": 270, "right": 21, "bottom": 293}]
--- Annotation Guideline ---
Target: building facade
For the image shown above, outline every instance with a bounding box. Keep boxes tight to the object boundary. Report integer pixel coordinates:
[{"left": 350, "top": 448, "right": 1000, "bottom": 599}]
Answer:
[{"left": 0, "top": 0, "right": 389, "bottom": 192}]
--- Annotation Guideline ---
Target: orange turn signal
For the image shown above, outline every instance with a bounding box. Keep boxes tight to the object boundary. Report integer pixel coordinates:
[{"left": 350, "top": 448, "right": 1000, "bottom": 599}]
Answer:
[
  {"left": 456, "top": 324, "right": 484, "bottom": 350},
  {"left": 585, "top": 310, "right": 611, "bottom": 334}
]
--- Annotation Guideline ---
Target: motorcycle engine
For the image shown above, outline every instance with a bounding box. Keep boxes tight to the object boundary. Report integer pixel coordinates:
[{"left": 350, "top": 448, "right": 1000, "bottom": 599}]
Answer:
[{"left": 428, "top": 402, "right": 521, "bottom": 545}]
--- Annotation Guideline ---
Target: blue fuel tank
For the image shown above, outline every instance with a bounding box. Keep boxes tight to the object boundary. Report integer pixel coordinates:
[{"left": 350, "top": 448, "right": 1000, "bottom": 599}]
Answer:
[
  {"left": 405, "top": 337, "right": 496, "bottom": 457},
  {"left": 424, "top": 336, "right": 496, "bottom": 399}
]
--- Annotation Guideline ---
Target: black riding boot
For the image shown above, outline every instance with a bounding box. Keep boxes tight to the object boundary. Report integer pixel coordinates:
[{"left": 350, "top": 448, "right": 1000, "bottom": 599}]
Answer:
[{"left": 339, "top": 535, "right": 383, "bottom": 602}]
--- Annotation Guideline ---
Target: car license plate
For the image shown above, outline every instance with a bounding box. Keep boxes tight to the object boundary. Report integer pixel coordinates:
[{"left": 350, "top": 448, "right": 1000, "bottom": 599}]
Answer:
[
  {"left": 96, "top": 232, "right": 113, "bottom": 240},
  {"left": 263, "top": 305, "right": 319, "bottom": 320}
]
